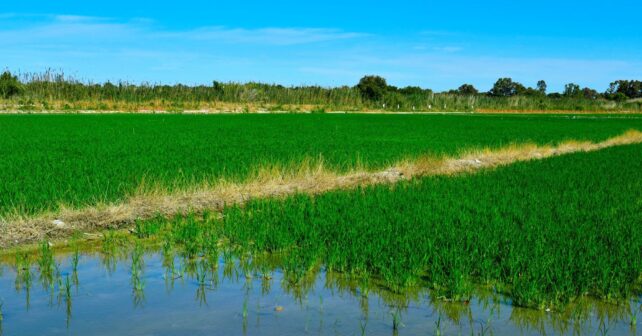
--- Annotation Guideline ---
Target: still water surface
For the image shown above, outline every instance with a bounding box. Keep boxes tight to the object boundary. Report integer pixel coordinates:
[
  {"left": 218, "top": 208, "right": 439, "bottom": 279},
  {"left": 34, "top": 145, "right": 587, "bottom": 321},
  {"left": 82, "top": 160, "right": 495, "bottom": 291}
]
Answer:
[{"left": 0, "top": 250, "right": 638, "bottom": 335}]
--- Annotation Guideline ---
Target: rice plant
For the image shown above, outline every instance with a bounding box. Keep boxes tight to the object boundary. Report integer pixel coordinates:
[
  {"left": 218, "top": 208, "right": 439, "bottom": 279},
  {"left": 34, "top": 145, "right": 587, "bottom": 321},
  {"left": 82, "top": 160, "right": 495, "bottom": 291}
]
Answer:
[
  {"left": 64, "top": 275, "right": 72, "bottom": 328},
  {"left": 36, "top": 241, "right": 57, "bottom": 291},
  {"left": 131, "top": 241, "right": 146, "bottom": 307}
]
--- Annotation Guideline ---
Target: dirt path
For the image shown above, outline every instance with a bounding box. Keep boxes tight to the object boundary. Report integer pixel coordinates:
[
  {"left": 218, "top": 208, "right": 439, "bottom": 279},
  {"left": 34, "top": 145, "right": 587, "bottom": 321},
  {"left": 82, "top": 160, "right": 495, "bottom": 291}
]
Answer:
[{"left": 1, "top": 130, "right": 641, "bottom": 249}]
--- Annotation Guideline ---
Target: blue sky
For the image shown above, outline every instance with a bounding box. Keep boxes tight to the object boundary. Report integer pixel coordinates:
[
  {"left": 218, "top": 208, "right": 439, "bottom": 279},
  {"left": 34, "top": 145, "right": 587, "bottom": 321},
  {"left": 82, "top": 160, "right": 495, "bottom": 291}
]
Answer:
[{"left": 1, "top": 1, "right": 641, "bottom": 92}]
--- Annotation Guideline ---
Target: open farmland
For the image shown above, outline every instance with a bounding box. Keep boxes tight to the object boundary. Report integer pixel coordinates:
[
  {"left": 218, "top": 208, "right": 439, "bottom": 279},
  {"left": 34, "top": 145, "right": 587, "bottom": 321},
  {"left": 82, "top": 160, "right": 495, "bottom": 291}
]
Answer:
[
  {"left": 1, "top": 134, "right": 641, "bottom": 334},
  {"left": 1, "top": 113, "right": 642, "bottom": 218},
  {"left": 1, "top": 113, "right": 642, "bottom": 335},
  {"left": 3, "top": 1, "right": 641, "bottom": 334}
]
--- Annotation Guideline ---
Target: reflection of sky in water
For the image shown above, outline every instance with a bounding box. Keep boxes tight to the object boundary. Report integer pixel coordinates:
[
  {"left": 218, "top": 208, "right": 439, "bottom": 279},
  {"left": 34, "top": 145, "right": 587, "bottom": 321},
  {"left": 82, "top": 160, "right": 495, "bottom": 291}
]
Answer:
[{"left": 0, "top": 251, "right": 638, "bottom": 336}]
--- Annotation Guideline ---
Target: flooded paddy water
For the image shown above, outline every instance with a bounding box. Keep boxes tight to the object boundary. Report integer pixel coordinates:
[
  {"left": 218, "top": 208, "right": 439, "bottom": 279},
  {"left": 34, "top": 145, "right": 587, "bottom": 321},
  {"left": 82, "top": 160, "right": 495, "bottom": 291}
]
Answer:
[{"left": 0, "top": 247, "right": 639, "bottom": 335}]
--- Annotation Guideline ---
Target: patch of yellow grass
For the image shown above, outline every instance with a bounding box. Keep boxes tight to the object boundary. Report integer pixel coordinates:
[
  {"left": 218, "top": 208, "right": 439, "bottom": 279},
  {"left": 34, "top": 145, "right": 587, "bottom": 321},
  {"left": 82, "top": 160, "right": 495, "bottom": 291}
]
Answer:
[{"left": 1, "top": 130, "right": 641, "bottom": 249}]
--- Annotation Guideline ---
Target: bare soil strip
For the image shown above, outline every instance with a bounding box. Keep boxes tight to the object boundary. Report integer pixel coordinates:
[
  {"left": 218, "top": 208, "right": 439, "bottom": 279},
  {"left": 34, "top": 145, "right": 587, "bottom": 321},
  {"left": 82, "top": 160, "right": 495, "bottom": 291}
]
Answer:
[{"left": 1, "top": 130, "right": 641, "bottom": 249}]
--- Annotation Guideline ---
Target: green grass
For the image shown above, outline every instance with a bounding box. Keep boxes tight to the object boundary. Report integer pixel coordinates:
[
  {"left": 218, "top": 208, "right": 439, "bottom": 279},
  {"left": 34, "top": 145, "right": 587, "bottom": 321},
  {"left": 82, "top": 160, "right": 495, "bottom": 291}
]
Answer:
[
  {"left": 1, "top": 114, "right": 641, "bottom": 217},
  {"left": 207, "top": 144, "right": 641, "bottom": 308}
]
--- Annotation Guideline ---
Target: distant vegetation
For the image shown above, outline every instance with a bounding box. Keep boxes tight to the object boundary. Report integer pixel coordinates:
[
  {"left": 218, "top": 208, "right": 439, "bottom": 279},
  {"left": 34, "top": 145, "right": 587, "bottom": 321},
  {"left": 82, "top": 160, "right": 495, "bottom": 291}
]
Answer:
[{"left": 0, "top": 70, "right": 641, "bottom": 112}]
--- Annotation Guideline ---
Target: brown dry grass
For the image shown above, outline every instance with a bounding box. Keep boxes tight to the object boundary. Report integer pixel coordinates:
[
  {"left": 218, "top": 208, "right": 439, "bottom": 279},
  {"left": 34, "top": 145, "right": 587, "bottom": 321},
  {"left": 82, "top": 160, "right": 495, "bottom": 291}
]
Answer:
[{"left": 1, "top": 130, "right": 641, "bottom": 249}]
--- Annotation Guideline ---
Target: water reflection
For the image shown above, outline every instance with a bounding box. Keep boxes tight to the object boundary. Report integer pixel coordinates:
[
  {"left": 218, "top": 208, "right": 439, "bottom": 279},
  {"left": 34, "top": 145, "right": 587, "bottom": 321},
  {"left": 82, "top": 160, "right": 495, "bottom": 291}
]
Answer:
[{"left": 0, "top": 246, "right": 639, "bottom": 335}]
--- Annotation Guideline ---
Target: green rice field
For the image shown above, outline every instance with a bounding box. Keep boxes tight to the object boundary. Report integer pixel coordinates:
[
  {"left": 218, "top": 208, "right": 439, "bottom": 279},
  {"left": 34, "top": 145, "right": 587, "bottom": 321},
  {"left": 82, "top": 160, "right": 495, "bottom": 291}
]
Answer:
[
  {"left": 217, "top": 144, "right": 642, "bottom": 307},
  {"left": 1, "top": 113, "right": 641, "bottom": 217}
]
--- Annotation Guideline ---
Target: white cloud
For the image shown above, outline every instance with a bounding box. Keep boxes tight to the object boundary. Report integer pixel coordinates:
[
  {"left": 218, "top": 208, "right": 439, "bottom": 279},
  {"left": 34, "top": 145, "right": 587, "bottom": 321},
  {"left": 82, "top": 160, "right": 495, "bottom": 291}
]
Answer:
[
  {"left": 184, "top": 27, "right": 368, "bottom": 45},
  {"left": 53, "top": 15, "right": 108, "bottom": 23}
]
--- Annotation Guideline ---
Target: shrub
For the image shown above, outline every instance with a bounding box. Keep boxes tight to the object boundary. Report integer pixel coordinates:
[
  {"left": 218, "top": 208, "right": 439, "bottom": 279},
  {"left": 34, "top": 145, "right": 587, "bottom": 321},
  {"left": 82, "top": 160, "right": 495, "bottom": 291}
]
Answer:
[{"left": 0, "top": 71, "right": 23, "bottom": 98}]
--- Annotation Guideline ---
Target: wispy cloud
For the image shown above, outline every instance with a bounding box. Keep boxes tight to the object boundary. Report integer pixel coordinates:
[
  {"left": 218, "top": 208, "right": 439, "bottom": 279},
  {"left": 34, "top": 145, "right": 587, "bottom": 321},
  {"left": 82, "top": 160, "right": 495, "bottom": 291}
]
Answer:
[
  {"left": 183, "top": 27, "right": 368, "bottom": 45},
  {"left": 53, "top": 15, "right": 110, "bottom": 23},
  {"left": 0, "top": 15, "right": 138, "bottom": 43},
  {"left": 0, "top": 14, "right": 366, "bottom": 46},
  {"left": 432, "top": 46, "right": 463, "bottom": 53}
]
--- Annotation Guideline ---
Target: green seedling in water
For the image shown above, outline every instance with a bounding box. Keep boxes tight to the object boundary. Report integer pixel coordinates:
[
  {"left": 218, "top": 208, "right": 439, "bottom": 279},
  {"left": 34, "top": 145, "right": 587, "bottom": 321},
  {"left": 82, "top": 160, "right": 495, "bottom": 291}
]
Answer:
[
  {"left": 391, "top": 308, "right": 403, "bottom": 332},
  {"left": 630, "top": 303, "right": 640, "bottom": 327},
  {"left": 37, "top": 241, "right": 54, "bottom": 276},
  {"left": 64, "top": 276, "right": 72, "bottom": 302},
  {"left": 70, "top": 238, "right": 80, "bottom": 274},
  {"left": 477, "top": 320, "right": 492, "bottom": 336},
  {"left": 598, "top": 318, "right": 610, "bottom": 336},
  {"left": 359, "top": 319, "right": 367, "bottom": 336},
  {"left": 0, "top": 299, "right": 3, "bottom": 336},
  {"left": 102, "top": 231, "right": 117, "bottom": 255},
  {"left": 130, "top": 241, "right": 146, "bottom": 307},
  {"left": 63, "top": 275, "right": 73, "bottom": 328},
  {"left": 195, "top": 260, "right": 208, "bottom": 286}
]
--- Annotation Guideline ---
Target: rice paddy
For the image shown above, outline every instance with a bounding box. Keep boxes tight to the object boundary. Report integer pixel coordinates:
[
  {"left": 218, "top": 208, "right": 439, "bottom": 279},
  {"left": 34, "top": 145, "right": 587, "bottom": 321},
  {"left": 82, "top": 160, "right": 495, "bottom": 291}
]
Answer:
[
  {"left": 1, "top": 113, "right": 641, "bottom": 334},
  {"left": 215, "top": 144, "right": 642, "bottom": 307},
  {"left": 1, "top": 113, "right": 641, "bottom": 218},
  {"left": 35, "top": 142, "right": 636, "bottom": 309}
]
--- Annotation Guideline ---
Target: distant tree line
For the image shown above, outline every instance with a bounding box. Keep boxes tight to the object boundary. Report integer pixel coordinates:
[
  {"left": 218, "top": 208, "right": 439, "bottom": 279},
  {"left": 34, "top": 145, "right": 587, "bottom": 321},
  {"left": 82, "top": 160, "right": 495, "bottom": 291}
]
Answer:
[
  {"left": 436, "top": 77, "right": 639, "bottom": 101},
  {"left": 337, "top": 75, "right": 642, "bottom": 103},
  {"left": 353, "top": 75, "right": 640, "bottom": 111},
  {"left": 0, "top": 70, "right": 641, "bottom": 112}
]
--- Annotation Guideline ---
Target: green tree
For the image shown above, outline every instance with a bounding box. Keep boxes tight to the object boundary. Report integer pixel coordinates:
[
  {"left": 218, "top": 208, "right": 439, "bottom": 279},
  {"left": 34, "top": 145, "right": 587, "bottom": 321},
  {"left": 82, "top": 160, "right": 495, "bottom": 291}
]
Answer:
[
  {"left": 457, "top": 84, "right": 478, "bottom": 95},
  {"left": 612, "top": 92, "right": 628, "bottom": 102},
  {"left": 489, "top": 78, "right": 525, "bottom": 97},
  {"left": 582, "top": 87, "right": 600, "bottom": 100},
  {"left": 563, "top": 83, "right": 581, "bottom": 97},
  {"left": 0, "top": 71, "right": 23, "bottom": 98},
  {"left": 356, "top": 75, "right": 388, "bottom": 101},
  {"left": 399, "top": 86, "right": 424, "bottom": 96},
  {"left": 536, "top": 80, "right": 547, "bottom": 95},
  {"left": 606, "top": 80, "right": 642, "bottom": 99}
]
